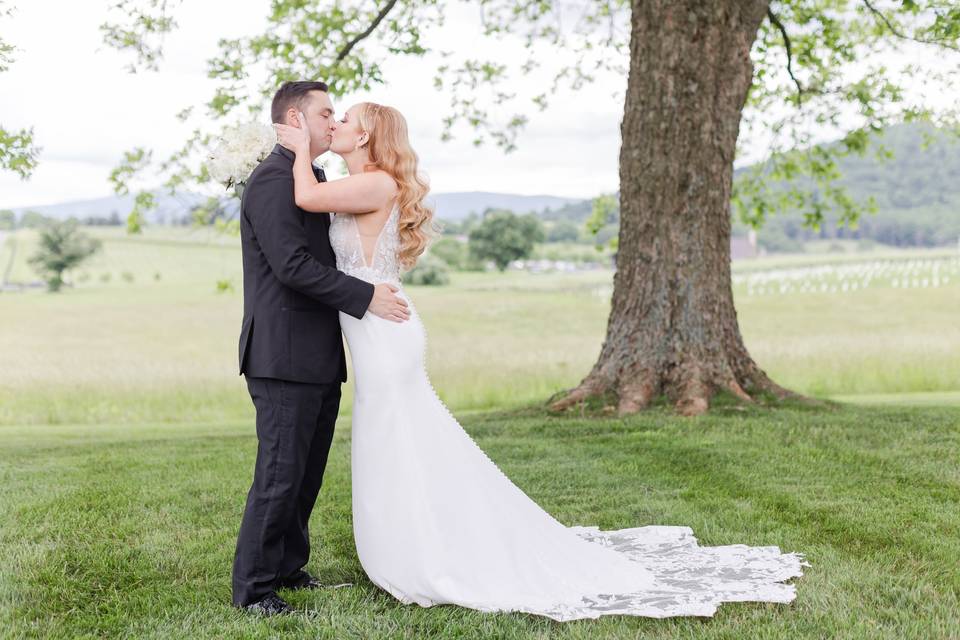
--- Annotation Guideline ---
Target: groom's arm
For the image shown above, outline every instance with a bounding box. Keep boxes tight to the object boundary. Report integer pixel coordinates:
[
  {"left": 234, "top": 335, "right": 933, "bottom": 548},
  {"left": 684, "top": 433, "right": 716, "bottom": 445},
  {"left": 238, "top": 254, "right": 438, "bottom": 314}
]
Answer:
[{"left": 244, "top": 165, "right": 374, "bottom": 319}]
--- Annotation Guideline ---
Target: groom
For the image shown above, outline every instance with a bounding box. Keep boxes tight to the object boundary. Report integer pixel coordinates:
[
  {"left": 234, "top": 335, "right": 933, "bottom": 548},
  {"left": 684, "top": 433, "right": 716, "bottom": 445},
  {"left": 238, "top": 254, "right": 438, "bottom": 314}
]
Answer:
[{"left": 232, "top": 80, "right": 409, "bottom": 615}]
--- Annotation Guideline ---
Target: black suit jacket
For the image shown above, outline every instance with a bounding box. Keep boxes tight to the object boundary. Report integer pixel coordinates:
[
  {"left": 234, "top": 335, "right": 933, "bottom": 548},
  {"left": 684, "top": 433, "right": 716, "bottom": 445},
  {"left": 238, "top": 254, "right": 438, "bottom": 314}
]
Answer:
[{"left": 238, "top": 145, "right": 374, "bottom": 383}]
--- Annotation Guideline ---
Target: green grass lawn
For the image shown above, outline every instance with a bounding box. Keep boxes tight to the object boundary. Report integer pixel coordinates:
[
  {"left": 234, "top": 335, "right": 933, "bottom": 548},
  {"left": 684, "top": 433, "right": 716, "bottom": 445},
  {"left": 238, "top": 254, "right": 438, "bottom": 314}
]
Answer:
[
  {"left": 2, "top": 227, "right": 959, "bottom": 638},
  {"left": 1, "top": 227, "right": 958, "bottom": 426},
  {"left": 2, "top": 403, "right": 958, "bottom": 639}
]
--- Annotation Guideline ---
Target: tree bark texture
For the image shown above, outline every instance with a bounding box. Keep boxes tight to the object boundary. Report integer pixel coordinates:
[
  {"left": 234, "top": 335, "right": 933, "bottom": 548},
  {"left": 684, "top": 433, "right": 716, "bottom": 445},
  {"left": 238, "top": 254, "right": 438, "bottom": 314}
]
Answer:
[{"left": 551, "top": 0, "right": 796, "bottom": 416}]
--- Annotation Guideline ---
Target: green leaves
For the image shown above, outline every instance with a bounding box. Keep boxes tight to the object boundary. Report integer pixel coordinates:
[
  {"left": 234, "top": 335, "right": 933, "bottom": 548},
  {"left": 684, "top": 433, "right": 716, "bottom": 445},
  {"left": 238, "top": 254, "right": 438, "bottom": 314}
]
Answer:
[
  {"left": 0, "top": 125, "right": 39, "bottom": 179},
  {"left": 0, "top": 33, "right": 14, "bottom": 73},
  {"left": 87, "top": 0, "right": 960, "bottom": 238},
  {"left": 585, "top": 193, "right": 619, "bottom": 250},
  {"left": 200, "top": 0, "right": 443, "bottom": 121},
  {"left": 432, "top": 1, "right": 628, "bottom": 151},
  {"left": 108, "top": 148, "right": 152, "bottom": 197},
  {"left": 99, "top": 0, "right": 181, "bottom": 73},
  {"left": 125, "top": 192, "right": 156, "bottom": 234},
  {"left": 732, "top": 138, "right": 881, "bottom": 232},
  {"left": 740, "top": 0, "right": 960, "bottom": 231},
  {"left": 468, "top": 209, "right": 544, "bottom": 270},
  {"left": 190, "top": 195, "right": 239, "bottom": 236},
  {"left": 0, "top": 0, "right": 18, "bottom": 73},
  {"left": 0, "top": 2, "right": 40, "bottom": 179},
  {"left": 27, "top": 220, "right": 102, "bottom": 292}
]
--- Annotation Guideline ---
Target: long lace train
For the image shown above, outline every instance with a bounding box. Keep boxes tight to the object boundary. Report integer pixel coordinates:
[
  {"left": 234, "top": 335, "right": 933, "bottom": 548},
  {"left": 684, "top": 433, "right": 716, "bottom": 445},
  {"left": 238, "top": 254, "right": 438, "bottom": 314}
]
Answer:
[{"left": 332, "top": 204, "right": 807, "bottom": 621}]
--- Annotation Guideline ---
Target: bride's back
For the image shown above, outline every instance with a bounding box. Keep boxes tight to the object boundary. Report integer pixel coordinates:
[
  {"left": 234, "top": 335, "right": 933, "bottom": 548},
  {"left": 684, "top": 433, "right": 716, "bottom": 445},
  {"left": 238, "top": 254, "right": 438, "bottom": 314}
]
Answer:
[{"left": 329, "top": 201, "right": 402, "bottom": 287}]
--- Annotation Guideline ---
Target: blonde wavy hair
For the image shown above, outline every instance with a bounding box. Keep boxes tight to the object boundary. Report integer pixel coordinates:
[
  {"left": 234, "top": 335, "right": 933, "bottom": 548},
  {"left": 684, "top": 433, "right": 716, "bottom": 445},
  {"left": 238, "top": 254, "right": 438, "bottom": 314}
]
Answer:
[{"left": 356, "top": 102, "right": 437, "bottom": 271}]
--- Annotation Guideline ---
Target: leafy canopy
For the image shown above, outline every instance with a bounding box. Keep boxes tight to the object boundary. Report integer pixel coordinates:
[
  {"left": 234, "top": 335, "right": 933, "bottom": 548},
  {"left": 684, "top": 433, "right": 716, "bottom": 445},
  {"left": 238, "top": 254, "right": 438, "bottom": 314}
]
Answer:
[{"left": 9, "top": 1, "right": 960, "bottom": 235}]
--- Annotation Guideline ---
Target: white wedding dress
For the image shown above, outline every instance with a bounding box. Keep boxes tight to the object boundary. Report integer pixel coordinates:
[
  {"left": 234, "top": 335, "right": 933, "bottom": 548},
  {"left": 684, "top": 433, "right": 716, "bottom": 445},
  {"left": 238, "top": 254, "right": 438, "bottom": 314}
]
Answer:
[{"left": 329, "top": 204, "right": 808, "bottom": 621}]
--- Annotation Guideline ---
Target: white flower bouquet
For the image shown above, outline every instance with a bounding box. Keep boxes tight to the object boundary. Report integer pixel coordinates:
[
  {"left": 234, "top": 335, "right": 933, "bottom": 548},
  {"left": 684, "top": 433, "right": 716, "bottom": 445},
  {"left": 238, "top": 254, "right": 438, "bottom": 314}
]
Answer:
[{"left": 206, "top": 121, "right": 276, "bottom": 198}]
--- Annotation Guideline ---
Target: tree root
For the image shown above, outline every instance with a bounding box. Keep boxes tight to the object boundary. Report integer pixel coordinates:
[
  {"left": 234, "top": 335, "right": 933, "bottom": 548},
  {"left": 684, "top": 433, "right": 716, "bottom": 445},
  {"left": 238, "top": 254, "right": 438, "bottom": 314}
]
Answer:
[
  {"left": 547, "top": 376, "right": 605, "bottom": 413},
  {"left": 674, "top": 364, "right": 711, "bottom": 417},
  {"left": 725, "top": 377, "right": 753, "bottom": 403},
  {"left": 548, "top": 357, "right": 813, "bottom": 417},
  {"left": 616, "top": 371, "right": 657, "bottom": 416},
  {"left": 742, "top": 366, "right": 817, "bottom": 404}
]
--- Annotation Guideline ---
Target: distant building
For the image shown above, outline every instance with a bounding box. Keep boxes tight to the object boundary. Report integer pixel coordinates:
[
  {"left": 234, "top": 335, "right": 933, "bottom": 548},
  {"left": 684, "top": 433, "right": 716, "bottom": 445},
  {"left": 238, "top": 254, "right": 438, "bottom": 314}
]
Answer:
[{"left": 731, "top": 229, "right": 760, "bottom": 260}]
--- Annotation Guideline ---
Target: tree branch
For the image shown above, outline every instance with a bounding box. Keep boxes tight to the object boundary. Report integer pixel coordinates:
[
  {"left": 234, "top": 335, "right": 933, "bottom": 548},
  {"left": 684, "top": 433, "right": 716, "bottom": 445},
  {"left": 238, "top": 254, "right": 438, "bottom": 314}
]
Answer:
[
  {"left": 862, "top": 0, "right": 959, "bottom": 52},
  {"left": 767, "top": 8, "right": 803, "bottom": 102},
  {"left": 335, "top": 0, "right": 400, "bottom": 63}
]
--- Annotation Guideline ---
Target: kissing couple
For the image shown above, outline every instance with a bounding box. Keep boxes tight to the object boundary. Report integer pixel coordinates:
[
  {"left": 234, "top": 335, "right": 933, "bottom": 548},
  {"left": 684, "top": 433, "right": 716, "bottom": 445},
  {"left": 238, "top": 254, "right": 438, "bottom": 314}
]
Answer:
[{"left": 231, "top": 80, "right": 807, "bottom": 620}]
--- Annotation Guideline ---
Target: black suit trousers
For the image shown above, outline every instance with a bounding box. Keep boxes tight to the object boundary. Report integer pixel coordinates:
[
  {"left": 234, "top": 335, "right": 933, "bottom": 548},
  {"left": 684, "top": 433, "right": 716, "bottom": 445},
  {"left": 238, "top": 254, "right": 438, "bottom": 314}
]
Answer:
[{"left": 231, "top": 376, "right": 341, "bottom": 606}]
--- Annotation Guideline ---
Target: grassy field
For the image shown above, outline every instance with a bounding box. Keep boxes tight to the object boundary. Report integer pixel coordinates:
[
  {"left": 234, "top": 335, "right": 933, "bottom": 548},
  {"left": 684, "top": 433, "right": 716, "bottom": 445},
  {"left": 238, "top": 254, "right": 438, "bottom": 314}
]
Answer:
[
  {"left": 1, "top": 226, "right": 958, "bottom": 426},
  {"left": 2, "top": 404, "right": 958, "bottom": 639},
  {"left": 1, "top": 226, "right": 959, "bottom": 638}
]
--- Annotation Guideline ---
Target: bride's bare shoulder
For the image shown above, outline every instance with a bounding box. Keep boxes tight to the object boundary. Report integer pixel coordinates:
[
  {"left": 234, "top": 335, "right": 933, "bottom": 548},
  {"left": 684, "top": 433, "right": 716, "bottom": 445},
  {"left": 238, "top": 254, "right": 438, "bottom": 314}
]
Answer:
[{"left": 364, "top": 168, "right": 399, "bottom": 192}]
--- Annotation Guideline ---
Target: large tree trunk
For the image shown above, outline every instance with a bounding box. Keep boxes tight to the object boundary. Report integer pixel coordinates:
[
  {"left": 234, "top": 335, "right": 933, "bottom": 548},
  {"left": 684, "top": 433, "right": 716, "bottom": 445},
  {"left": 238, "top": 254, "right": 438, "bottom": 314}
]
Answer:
[{"left": 552, "top": 0, "right": 796, "bottom": 417}]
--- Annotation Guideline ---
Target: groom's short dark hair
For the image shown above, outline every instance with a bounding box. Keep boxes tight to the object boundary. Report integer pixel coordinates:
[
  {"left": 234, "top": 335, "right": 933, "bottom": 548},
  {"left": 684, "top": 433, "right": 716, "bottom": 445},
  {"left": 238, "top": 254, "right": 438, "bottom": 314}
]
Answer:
[{"left": 271, "top": 81, "right": 329, "bottom": 124}]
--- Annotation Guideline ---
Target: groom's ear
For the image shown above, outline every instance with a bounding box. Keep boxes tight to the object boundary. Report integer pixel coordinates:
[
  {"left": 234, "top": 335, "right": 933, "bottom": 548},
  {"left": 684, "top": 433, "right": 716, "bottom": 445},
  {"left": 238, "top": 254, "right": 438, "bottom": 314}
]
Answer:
[{"left": 285, "top": 108, "right": 300, "bottom": 127}]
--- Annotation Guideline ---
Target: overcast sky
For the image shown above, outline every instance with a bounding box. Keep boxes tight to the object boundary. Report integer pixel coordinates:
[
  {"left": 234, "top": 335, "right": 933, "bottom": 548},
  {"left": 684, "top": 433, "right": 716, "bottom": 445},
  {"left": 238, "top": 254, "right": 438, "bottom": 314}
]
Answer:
[
  {"left": 0, "top": 0, "right": 631, "bottom": 208},
  {"left": 0, "top": 1, "right": 955, "bottom": 210}
]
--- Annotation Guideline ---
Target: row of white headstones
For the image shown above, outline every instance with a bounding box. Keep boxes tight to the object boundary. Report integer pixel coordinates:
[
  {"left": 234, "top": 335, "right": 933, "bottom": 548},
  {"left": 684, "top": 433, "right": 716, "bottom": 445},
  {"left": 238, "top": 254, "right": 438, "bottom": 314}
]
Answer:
[{"left": 733, "top": 257, "right": 960, "bottom": 296}]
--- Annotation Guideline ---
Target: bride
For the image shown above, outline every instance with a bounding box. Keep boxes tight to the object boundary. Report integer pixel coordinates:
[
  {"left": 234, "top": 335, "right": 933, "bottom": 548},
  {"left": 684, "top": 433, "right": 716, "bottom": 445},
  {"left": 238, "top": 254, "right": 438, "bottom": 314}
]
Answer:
[{"left": 273, "top": 103, "right": 807, "bottom": 621}]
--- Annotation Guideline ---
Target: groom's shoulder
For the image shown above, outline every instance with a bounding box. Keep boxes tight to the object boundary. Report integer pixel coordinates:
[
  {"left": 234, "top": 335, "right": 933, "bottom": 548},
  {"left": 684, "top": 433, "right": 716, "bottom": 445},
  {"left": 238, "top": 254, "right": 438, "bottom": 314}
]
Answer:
[{"left": 247, "top": 152, "right": 292, "bottom": 186}]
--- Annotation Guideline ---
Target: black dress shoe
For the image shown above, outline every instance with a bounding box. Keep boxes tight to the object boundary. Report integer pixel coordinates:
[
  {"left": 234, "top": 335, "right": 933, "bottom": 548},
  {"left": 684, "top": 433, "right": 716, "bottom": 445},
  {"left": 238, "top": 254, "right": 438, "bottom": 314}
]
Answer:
[
  {"left": 277, "top": 570, "right": 324, "bottom": 591},
  {"left": 242, "top": 593, "right": 293, "bottom": 616}
]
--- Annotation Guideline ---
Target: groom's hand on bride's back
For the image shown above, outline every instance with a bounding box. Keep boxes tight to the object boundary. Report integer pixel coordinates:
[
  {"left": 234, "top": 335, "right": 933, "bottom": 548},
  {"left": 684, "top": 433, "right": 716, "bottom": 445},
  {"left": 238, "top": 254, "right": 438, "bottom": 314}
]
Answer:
[{"left": 369, "top": 283, "right": 410, "bottom": 323}]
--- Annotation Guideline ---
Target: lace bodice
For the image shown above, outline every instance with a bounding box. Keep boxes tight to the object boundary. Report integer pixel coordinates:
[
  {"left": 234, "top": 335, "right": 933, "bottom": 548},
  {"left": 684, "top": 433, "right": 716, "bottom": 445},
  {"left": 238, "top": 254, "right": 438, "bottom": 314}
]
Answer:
[{"left": 329, "top": 203, "right": 401, "bottom": 287}]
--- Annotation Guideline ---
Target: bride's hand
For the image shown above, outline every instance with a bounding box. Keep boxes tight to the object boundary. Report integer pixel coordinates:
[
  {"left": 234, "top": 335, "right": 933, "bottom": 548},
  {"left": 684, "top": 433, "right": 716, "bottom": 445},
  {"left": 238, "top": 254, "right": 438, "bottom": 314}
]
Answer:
[{"left": 273, "top": 111, "right": 311, "bottom": 155}]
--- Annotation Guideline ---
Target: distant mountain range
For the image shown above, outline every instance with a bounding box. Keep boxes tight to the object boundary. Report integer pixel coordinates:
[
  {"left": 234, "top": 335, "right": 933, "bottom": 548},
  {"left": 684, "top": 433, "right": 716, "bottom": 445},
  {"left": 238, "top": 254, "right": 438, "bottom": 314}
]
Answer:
[
  {"left": 9, "top": 190, "right": 583, "bottom": 224},
  {"left": 739, "top": 122, "right": 960, "bottom": 249},
  {"left": 426, "top": 192, "right": 581, "bottom": 219},
  {"left": 8, "top": 122, "right": 960, "bottom": 249},
  {"left": 508, "top": 122, "right": 960, "bottom": 250},
  {"left": 10, "top": 192, "right": 211, "bottom": 225}
]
